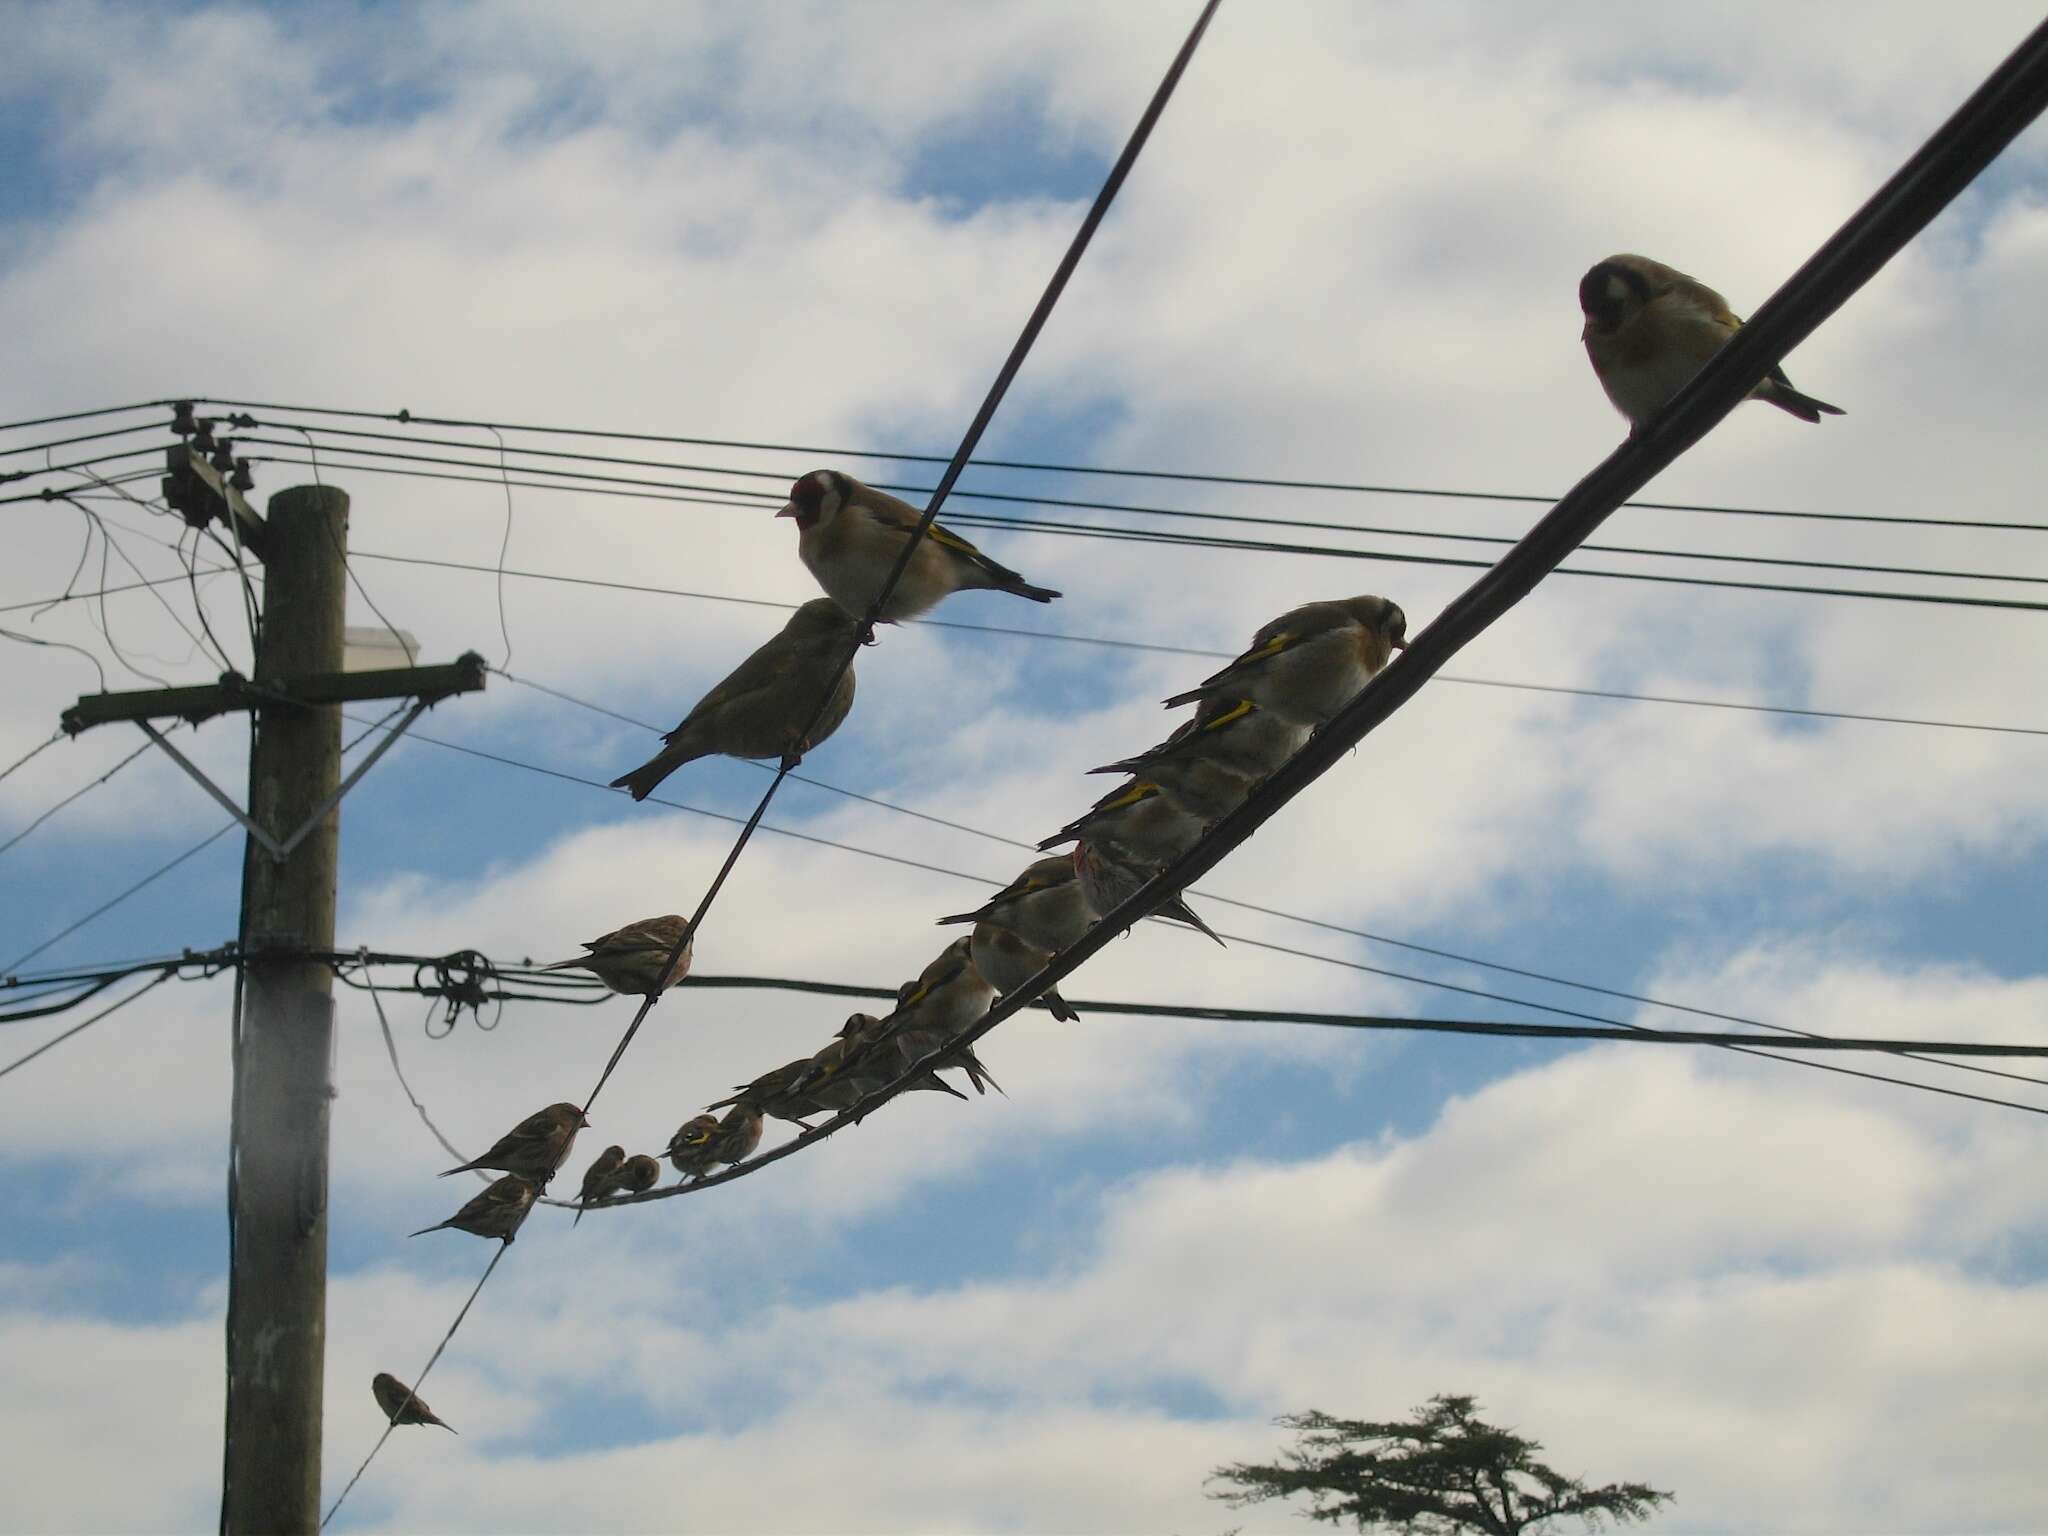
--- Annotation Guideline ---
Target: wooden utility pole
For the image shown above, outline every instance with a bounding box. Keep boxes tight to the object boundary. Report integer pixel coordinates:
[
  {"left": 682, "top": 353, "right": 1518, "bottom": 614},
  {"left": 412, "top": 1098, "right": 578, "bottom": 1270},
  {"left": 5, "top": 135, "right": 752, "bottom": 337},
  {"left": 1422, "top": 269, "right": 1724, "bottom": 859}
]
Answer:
[{"left": 223, "top": 484, "right": 348, "bottom": 1534}]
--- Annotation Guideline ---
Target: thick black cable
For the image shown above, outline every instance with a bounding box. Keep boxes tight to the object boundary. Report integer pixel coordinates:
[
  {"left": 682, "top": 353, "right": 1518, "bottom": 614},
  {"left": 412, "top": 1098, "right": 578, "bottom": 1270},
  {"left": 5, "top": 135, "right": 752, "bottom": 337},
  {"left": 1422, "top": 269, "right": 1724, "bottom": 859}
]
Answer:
[
  {"left": 196, "top": 400, "right": 2048, "bottom": 536},
  {"left": 604, "top": 13, "right": 2048, "bottom": 1204},
  {"left": 0, "top": 400, "right": 173, "bottom": 434},
  {"left": 381, "top": 551, "right": 2048, "bottom": 739},
  {"left": 575, "top": 0, "right": 1222, "bottom": 1122},
  {"left": 0, "top": 420, "right": 164, "bottom": 461},
  {"left": 246, "top": 452, "right": 2048, "bottom": 615},
  {"left": 0, "top": 971, "right": 174, "bottom": 1083},
  {"left": 227, "top": 429, "right": 2048, "bottom": 590}
]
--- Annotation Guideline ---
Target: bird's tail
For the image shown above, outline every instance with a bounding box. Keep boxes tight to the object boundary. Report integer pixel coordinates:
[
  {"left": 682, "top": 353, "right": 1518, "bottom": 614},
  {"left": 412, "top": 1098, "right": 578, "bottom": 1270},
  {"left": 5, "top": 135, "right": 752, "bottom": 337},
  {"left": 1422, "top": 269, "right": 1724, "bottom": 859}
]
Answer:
[
  {"left": 1160, "top": 683, "right": 1212, "bottom": 710},
  {"left": 437, "top": 1420, "right": 459, "bottom": 1434},
  {"left": 407, "top": 1222, "right": 444, "bottom": 1238},
  {"left": 1160, "top": 894, "right": 1226, "bottom": 947},
  {"left": 1042, "top": 988, "right": 1080, "bottom": 1024},
  {"left": 1005, "top": 580, "right": 1060, "bottom": 604},
  {"left": 609, "top": 741, "right": 702, "bottom": 802},
  {"left": 1758, "top": 378, "right": 1846, "bottom": 423},
  {"left": 933, "top": 906, "right": 984, "bottom": 926},
  {"left": 436, "top": 1161, "right": 479, "bottom": 1178}
]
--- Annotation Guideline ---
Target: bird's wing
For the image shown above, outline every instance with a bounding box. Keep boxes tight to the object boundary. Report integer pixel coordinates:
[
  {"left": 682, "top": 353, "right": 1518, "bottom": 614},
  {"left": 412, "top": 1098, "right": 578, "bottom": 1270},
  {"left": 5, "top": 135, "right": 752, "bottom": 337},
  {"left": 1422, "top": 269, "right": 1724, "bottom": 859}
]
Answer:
[{"left": 665, "top": 643, "right": 804, "bottom": 740}]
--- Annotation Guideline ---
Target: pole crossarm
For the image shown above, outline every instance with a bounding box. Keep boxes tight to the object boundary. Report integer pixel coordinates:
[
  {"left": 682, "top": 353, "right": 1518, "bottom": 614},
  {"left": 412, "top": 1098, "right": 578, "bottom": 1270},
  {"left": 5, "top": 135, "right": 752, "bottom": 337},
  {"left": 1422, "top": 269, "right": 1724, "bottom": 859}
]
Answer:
[{"left": 59, "top": 651, "right": 487, "bottom": 735}]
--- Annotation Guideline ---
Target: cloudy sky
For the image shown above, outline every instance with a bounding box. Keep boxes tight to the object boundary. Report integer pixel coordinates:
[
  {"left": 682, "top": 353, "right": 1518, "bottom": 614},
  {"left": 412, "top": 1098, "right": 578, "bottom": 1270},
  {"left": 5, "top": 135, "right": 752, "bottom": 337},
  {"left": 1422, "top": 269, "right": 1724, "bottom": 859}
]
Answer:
[{"left": 3, "top": 2, "right": 2047, "bottom": 1530}]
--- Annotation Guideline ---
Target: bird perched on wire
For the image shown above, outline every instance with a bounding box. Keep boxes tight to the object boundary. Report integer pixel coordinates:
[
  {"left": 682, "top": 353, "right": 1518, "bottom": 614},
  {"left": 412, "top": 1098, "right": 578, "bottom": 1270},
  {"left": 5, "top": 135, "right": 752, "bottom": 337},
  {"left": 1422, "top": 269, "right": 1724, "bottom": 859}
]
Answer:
[
  {"left": 439, "top": 1103, "right": 588, "bottom": 1184},
  {"left": 610, "top": 599, "right": 861, "bottom": 798},
  {"left": 1578, "top": 253, "right": 1845, "bottom": 429},
  {"left": 889, "top": 936, "right": 997, "bottom": 1039},
  {"left": 372, "top": 1372, "right": 457, "bottom": 1433},
  {"left": 617, "top": 1153, "right": 661, "bottom": 1194},
  {"left": 536, "top": 914, "right": 694, "bottom": 998},
  {"left": 777, "top": 469, "right": 1060, "bottom": 623},
  {"left": 706, "top": 1058, "right": 825, "bottom": 1129},
  {"left": 1038, "top": 778, "right": 1206, "bottom": 865},
  {"left": 1163, "top": 597, "right": 1407, "bottom": 726},
  {"left": 1092, "top": 697, "right": 1311, "bottom": 820},
  {"left": 572, "top": 1145, "right": 628, "bottom": 1227},
  {"left": 1072, "top": 838, "right": 1224, "bottom": 946},
  {"left": 708, "top": 1101, "right": 765, "bottom": 1166},
  {"left": 887, "top": 1023, "right": 1004, "bottom": 1098},
  {"left": 806, "top": 1013, "right": 970, "bottom": 1113},
  {"left": 970, "top": 919, "right": 1079, "bottom": 1022},
  {"left": 409, "top": 1174, "right": 538, "bottom": 1243},
  {"left": 936, "top": 853, "right": 1100, "bottom": 955},
  {"left": 665, "top": 1114, "right": 722, "bottom": 1180}
]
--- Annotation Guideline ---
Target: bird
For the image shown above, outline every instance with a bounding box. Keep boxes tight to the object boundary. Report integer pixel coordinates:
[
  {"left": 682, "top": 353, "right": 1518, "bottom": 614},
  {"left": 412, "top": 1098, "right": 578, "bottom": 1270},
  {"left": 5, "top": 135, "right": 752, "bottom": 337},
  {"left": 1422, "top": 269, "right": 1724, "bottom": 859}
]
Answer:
[
  {"left": 439, "top": 1103, "right": 588, "bottom": 1184},
  {"left": 1579, "top": 253, "right": 1845, "bottom": 429},
  {"left": 1162, "top": 597, "right": 1407, "bottom": 726},
  {"left": 888, "top": 936, "right": 996, "bottom": 1039},
  {"left": 886, "top": 1023, "right": 1004, "bottom": 1098},
  {"left": 970, "top": 918, "right": 1079, "bottom": 1022},
  {"left": 935, "top": 853, "right": 1100, "bottom": 955},
  {"left": 1105, "top": 700, "right": 1310, "bottom": 794},
  {"left": 706, "top": 1059, "right": 824, "bottom": 1129},
  {"left": 409, "top": 1174, "right": 538, "bottom": 1243},
  {"left": 665, "top": 1114, "right": 722, "bottom": 1180},
  {"left": 810, "top": 1013, "right": 970, "bottom": 1112},
  {"left": 372, "top": 1372, "right": 457, "bottom": 1433},
  {"left": 777, "top": 469, "right": 1060, "bottom": 622},
  {"left": 708, "top": 1101, "right": 765, "bottom": 1165},
  {"left": 536, "top": 914, "right": 694, "bottom": 998},
  {"left": 572, "top": 1144, "right": 628, "bottom": 1227},
  {"left": 609, "top": 599, "right": 860, "bottom": 799},
  {"left": 1038, "top": 778, "right": 1206, "bottom": 865},
  {"left": 1072, "top": 838, "right": 1224, "bottom": 946},
  {"left": 617, "top": 1153, "right": 662, "bottom": 1194}
]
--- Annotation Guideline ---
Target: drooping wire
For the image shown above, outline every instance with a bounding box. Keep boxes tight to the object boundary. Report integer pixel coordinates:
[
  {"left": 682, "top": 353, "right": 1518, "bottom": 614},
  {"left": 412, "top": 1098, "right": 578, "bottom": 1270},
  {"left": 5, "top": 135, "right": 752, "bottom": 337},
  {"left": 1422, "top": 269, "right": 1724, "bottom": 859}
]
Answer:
[
  {"left": 0, "top": 971, "right": 175, "bottom": 1083},
  {"left": 0, "top": 735, "right": 154, "bottom": 866}
]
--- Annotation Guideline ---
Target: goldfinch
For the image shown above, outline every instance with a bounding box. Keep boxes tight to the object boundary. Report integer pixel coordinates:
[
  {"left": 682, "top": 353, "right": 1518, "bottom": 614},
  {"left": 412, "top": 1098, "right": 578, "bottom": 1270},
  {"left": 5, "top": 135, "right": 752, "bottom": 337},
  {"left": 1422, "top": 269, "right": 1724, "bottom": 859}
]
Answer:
[
  {"left": 665, "top": 1114, "right": 722, "bottom": 1180},
  {"left": 970, "top": 918, "right": 1079, "bottom": 1021},
  {"left": 538, "top": 914, "right": 693, "bottom": 997},
  {"left": 1038, "top": 778, "right": 1205, "bottom": 865},
  {"left": 707, "top": 1059, "right": 823, "bottom": 1129},
  {"left": 777, "top": 470, "right": 1060, "bottom": 622},
  {"left": 886, "top": 1024, "right": 1004, "bottom": 1098},
  {"left": 439, "top": 1103, "right": 588, "bottom": 1184},
  {"left": 1093, "top": 696, "right": 1311, "bottom": 816},
  {"left": 1579, "top": 253, "right": 1845, "bottom": 428},
  {"left": 819, "top": 1013, "right": 970, "bottom": 1110},
  {"left": 1072, "top": 838, "right": 1224, "bottom": 946},
  {"left": 409, "top": 1174, "right": 537, "bottom": 1242},
  {"left": 1163, "top": 597, "right": 1407, "bottom": 725},
  {"left": 888, "top": 936, "right": 996, "bottom": 1038},
  {"left": 935, "top": 853, "right": 1100, "bottom": 955},
  {"left": 610, "top": 599, "right": 859, "bottom": 798},
  {"left": 372, "top": 1372, "right": 456, "bottom": 1433},
  {"left": 572, "top": 1144, "right": 628, "bottom": 1227}
]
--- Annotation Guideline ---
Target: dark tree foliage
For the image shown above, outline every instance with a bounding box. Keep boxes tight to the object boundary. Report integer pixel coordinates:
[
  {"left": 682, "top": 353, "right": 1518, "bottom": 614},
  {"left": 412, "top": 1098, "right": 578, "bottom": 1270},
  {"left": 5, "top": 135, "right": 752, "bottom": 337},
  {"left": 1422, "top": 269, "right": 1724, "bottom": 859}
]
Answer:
[{"left": 1209, "top": 1395, "right": 1671, "bottom": 1536}]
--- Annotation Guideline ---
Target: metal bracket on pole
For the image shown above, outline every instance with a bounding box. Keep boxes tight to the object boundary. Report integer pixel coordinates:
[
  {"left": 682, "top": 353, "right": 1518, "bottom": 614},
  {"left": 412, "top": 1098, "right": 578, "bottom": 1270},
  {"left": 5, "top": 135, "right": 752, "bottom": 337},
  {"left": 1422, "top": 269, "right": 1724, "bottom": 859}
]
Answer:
[{"left": 139, "top": 696, "right": 435, "bottom": 864}]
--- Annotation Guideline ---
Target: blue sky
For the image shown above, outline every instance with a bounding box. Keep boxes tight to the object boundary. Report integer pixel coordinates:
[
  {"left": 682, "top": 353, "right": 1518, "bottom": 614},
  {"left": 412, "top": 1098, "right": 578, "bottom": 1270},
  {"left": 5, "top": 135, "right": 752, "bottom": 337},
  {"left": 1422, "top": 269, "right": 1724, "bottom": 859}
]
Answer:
[{"left": 3, "top": 3, "right": 2048, "bottom": 1531}]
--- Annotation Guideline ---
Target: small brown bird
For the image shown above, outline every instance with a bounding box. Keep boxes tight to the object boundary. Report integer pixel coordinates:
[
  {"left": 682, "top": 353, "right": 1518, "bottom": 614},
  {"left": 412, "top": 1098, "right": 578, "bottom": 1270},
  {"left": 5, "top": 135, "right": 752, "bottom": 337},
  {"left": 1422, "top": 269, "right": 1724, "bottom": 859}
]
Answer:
[
  {"left": 817, "top": 1012, "right": 970, "bottom": 1111},
  {"left": 708, "top": 1101, "right": 765, "bottom": 1165},
  {"left": 537, "top": 914, "right": 694, "bottom": 998},
  {"left": 1038, "top": 778, "right": 1206, "bottom": 865},
  {"left": 1072, "top": 838, "right": 1224, "bottom": 946},
  {"left": 572, "top": 1145, "right": 628, "bottom": 1227},
  {"left": 1579, "top": 253, "right": 1845, "bottom": 429},
  {"left": 706, "top": 1058, "right": 824, "bottom": 1129},
  {"left": 970, "top": 919, "right": 1078, "bottom": 1022},
  {"left": 610, "top": 599, "right": 860, "bottom": 799},
  {"left": 888, "top": 936, "right": 997, "bottom": 1039},
  {"left": 616, "top": 1153, "right": 661, "bottom": 1194},
  {"left": 409, "top": 1174, "right": 538, "bottom": 1243},
  {"left": 1163, "top": 597, "right": 1407, "bottom": 726},
  {"left": 936, "top": 853, "right": 1100, "bottom": 955},
  {"left": 778, "top": 470, "right": 1060, "bottom": 622},
  {"left": 665, "top": 1114, "right": 722, "bottom": 1180},
  {"left": 439, "top": 1103, "right": 588, "bottom": 1184},
  {"left": 372, "top": 1372, "right": 457, "bottom": 1433}
]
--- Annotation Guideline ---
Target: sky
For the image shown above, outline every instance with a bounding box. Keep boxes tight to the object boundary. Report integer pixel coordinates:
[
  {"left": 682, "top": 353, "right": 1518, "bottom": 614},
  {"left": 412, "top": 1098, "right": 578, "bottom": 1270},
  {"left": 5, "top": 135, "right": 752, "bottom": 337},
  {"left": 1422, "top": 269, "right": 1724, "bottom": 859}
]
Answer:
[{"left": 2, "top": 2, "right": 2046, "bottom": 1530}]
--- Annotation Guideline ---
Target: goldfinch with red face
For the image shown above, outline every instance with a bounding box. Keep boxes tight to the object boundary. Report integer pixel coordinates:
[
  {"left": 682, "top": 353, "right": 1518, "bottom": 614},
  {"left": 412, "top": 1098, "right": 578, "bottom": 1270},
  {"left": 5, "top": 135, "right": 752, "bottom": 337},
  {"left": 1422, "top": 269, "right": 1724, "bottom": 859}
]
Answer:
[
  {"left": 538, "top": 914, "right": 693, "bottom": 998},
  {"left": 777, "top": 470, "right": 1060, "bottom": 622},
  {"left": 1163, "top": 597, "right": 1406, "bottom": 725},
  {"left": 610, "top": 599, "right": 859, "bottom": 798},
  {"left": 1579, "top": 253, "right": 1844, "bottom": 429},
  {"left": 409, "top": 1174, "right": 538, "bottom": 1243}
]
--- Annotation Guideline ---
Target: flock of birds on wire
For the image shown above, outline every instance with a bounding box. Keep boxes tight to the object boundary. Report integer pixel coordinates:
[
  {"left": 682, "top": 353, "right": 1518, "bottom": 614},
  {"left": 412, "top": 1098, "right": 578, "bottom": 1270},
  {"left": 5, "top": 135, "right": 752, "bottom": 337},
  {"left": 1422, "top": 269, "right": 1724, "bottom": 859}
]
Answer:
[{"left": 372, "top": 253, "right": 1845, "bottom": 1431}]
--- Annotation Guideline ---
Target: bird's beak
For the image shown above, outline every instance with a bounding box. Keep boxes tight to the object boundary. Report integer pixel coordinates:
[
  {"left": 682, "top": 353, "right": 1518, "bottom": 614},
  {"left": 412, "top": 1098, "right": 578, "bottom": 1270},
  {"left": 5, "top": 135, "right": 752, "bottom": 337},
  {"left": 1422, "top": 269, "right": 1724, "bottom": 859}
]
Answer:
[{"left": 774, "top": 501, "right": 799, "bottom": 519}]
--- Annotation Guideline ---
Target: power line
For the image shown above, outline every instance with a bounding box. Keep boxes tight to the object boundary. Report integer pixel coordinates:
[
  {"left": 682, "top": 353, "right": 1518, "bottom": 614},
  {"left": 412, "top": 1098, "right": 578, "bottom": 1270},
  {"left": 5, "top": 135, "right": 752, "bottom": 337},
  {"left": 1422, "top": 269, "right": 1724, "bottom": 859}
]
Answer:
[
  {"left": 195, "top": 401, "right": 2048, "bottom": 536},
  {"left": 0, "top": 400, "right": 173, "bottom": 435},
  {"left": 226, "top": 428, "right": 2048, "bottom": 590},
  {"left": 243, "top": 451, "right": 2048, "bottom": 616},
  {"left": 399, "top": 553, "right": 2048, "bottom": 740},
  {"left": 0, "top": 971, "right": 175, "bottom": 1083}
]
